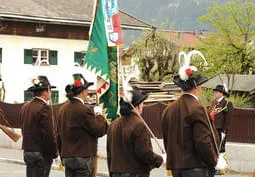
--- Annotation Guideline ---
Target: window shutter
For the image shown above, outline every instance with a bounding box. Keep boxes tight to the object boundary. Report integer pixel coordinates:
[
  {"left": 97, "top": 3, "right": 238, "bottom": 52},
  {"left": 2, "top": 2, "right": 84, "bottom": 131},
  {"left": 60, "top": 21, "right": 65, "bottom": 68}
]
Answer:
[
  {"left": 24, "top": 91, "right": 33, "bottom": 102},
  {"left": 0, "top": 48, "right": 2, "bottom": 63},
  {"left": 51, "top": 90, "right": 59, "bottom": 104},
  {"left": 24, "top": 49, "right": 33, "bottom": 64},
  {"left": 74, "top": 52, "right": 82, "bottom": 65},
  {"left": 49, "top": 50, "right": 58, "bottom": 65}
]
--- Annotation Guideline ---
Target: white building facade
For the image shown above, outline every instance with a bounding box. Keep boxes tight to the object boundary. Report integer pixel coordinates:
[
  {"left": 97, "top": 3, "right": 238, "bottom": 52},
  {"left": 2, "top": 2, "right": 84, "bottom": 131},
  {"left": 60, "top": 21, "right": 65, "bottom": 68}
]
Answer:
[
  {"left": 0, "top": 0, "right": 152, "bottom": 104},
  {"left": 0, "top": 35, "right": 96, "bottom": 103}
]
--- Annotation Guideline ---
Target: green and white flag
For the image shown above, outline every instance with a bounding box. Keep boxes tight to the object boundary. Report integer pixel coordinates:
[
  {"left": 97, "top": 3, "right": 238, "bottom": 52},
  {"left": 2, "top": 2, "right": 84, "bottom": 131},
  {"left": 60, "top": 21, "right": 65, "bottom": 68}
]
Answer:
[{"left": 84, "top": 0, "right": 123, "bottom": 119}]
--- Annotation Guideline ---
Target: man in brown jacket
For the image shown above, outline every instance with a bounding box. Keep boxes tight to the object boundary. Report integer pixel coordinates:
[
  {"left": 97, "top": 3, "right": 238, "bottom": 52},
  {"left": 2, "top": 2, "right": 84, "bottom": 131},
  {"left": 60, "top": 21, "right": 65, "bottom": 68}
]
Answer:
[
  {"left": 162, "top": 69, "right": 219, "bottom": 177},
  {"left": 20, "top": 75, "right": 57, "bottom": 177},
  {"left": 209, "top": 85, "right": 233, "bottom": 153},
  {"left": 107, "top": 86, "right": 163, "bottom": 177},
  {"left": 57, "top": 73, "right": 108, "bottom": 177}
]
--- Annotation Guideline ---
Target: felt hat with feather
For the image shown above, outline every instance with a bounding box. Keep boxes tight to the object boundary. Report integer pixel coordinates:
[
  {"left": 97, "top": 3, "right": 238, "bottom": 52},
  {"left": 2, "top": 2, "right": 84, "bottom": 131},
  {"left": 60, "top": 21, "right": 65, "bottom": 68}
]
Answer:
[
  {"left": 65, "top": 73, "right": 94, "bottom": 97},
  {"left": 27, "top": 75, "right": 56, "bottom": 92},
  {"left": 121, "top": 76, "right": 148, "bottom": 107},
  {"left": 173, "top": 50, "right": 208, "bottom": 91}
]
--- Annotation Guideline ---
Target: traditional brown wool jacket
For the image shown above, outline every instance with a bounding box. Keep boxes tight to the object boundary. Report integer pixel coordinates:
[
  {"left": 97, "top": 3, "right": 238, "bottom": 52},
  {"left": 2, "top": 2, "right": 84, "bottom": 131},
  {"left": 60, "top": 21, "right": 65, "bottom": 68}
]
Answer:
[
  {"left": 209, "top": 97, "right": 233, "bottom": 132},
  {"left": 162, "top": 94, "right": 219, "bottom": 170},
  {"left": 20, "top": 97, "right": 57, "bottom": 159},
  {"left": 57, "top": 99, "right": 107, "bottom": 158},
  {"left": 107, "top": 112, "right": 162, "bottom": 175}
]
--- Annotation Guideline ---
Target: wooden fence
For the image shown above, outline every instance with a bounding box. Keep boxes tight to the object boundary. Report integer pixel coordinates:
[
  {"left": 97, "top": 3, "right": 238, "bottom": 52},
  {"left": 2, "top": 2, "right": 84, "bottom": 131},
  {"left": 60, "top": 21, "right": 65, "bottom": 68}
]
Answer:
[
  {"left": 142, "top": 103, "right": 255, "bottom": 143},
  {"left": 0, "top": 101, "right": 255, "bottom": 143}
]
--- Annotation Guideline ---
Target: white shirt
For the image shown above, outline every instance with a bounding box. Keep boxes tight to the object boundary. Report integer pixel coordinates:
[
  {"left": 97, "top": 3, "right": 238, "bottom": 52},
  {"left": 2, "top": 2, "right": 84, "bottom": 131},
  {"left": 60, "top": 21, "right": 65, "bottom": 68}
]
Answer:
[
  {"left": 183, "top": 92, "right": 199, "bottom": 101},
  {"left": 35, "top": 96, "right": 47, "bottom": 104},
  {"left": 73, "top": 97, "right": 85, "bottom": 104},
  {"left": 216, "top": 96, "right": 224, "bottom": 103}
]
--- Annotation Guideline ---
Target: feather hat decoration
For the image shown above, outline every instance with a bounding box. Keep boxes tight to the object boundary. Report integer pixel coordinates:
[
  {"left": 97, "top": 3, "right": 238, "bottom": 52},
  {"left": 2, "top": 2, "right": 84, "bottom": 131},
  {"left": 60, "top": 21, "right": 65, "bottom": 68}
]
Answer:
[
  {"left": 122, "top": 75, "right": 136, "bottom": 103},
  {"left": 174, "top": 50, "right": 209, "bottom": 90},
  {"left": 121, "top": 75, "right": 148, "bottom": 107},
  {"left": 223, "top": 83, "right": 229, "bottom": 93},
  {"left": 178, "top": 50, "right": 208, "bottom": 81}
]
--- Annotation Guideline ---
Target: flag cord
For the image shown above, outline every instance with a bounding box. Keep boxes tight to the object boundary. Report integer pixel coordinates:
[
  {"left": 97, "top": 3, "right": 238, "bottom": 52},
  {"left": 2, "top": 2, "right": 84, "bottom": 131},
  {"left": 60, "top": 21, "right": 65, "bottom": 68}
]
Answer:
[
  {"left": 123, "top": 94, "right": 165, "bottom": 154},
  {"left": 120, "top": 52, "right": 165, "bottom": 154},
  {"left": 48, "top": 86, "right": 56, "bottom": 134}
]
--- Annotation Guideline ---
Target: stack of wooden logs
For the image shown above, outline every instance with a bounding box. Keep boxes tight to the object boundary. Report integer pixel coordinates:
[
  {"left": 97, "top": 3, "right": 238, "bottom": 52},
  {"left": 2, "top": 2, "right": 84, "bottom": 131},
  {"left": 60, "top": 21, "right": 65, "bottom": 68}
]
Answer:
[{"left": 129, "top": 81, "right": 181, "bottom": 104}]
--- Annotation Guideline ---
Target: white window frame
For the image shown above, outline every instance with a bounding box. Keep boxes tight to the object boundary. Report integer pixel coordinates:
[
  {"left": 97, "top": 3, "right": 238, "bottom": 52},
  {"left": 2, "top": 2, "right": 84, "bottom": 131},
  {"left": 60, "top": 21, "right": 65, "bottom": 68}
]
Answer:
[{"left": 32, "top": 48, "right": 49, "bottom": 65}]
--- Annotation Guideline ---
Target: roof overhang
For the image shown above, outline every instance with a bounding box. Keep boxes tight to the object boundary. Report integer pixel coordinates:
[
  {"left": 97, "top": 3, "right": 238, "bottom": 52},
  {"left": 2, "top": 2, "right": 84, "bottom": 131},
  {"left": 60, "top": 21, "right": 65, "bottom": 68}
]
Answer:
[{"left": 0, "top": 13, "right": 153, "bottom": 30}]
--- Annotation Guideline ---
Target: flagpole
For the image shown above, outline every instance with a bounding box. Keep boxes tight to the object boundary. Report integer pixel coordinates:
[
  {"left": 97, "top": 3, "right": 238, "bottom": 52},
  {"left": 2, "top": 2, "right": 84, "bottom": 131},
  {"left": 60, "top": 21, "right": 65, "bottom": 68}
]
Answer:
[
  {"left": 89, "top": 0, "right": 98, "bottom": 36},
  {"left": 91, "top": 1, "right": 99, "bottom": 176}
]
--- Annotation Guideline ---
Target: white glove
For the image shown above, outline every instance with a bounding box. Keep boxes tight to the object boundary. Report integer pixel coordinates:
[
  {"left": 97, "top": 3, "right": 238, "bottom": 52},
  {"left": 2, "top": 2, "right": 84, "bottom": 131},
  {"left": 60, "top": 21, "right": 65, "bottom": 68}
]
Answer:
[
  {"left": 215, "top": 153, "right": 228, "bottom": 170},
  {"left": 221, "top": 132, "right": 226, "bottom": 140},
  {"left": 53, "top": 156, "right": 61, "bottom": 164},
  {"left": 162, "top": 153, "right": 167, "bottom": 165},
  {"left": 94, "top": 106, "right": 103, "bottom": 115}
]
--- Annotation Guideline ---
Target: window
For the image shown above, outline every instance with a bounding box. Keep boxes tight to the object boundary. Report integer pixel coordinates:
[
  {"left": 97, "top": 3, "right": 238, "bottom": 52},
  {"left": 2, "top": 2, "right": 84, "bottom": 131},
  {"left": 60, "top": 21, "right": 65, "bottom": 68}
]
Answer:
[
  {"left": 24, "top": 49, "right": 58, "bottom": 65},
  {"left": 0, "top": 48, "right": 2, "bottom": 63},
  {"left": 24, "top": 91, "right": 33, "bottom": 102},
  {"left": 51, "top": 90, "right": 59, "bottom": 104},
  {"left": 0, "top": 48, "right": 2, "bottom": 79},
  {"left": 24, "top": 90, "right": 59, "bottom": 104},
  {"left": 74, "top": 51, "right": 86, "bottom": 66}
]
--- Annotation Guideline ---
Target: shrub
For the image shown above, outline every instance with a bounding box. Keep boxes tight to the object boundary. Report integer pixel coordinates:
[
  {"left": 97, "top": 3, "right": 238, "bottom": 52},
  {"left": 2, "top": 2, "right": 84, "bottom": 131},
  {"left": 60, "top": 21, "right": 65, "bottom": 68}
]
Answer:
[{"left": 200, "top": 88, "right": 252, "bottom": 108}]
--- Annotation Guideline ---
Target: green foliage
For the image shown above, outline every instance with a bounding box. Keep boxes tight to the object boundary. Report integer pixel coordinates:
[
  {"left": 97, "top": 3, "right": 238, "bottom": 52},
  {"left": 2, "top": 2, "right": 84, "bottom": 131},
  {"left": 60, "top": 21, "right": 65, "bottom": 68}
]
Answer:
[
  {"left": 197, "top": 0, "right": 255, "bottom": 78},
  {"left": 228, "top": 93, "right": 252, "bottom": 108},
  {"left": 132, "top": 29, "right": 180, "bottom": 81},
  {"left": 200, "top": 88, "right": 252, "bottom": 108},
  {"left": 200, "top": 88, "right": 214, "bottom": 107}
]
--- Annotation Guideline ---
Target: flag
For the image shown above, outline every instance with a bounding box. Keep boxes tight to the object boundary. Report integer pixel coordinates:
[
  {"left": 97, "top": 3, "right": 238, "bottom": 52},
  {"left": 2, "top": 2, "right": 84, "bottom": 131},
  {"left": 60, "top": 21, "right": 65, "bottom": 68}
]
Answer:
[
  {"left": 84, "top": 0, "right": 123, "bottom": 119},
  {"left": 102, "top": 0, "right": 123, "bottom": 46}
]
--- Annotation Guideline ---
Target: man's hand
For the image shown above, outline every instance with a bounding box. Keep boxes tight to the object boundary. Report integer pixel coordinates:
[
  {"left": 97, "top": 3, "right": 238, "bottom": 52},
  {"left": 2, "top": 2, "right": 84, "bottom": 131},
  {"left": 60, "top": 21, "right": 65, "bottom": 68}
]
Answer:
[
  {"left": 162, "top": 153, "right": 167, "bottom": 165},
  {"left": 94, "top": 106, "right": 103, "bottom": 115},
  {"left": 221, "top": 132, "right": 226, "bottom": 140}
]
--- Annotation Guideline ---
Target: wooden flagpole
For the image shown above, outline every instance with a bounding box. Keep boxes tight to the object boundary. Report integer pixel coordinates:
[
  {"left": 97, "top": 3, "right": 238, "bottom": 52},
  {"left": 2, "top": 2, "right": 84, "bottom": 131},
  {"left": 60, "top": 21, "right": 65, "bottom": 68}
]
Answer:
[{"left": 0, "top": 109, "right": 21, "bottom": 142}]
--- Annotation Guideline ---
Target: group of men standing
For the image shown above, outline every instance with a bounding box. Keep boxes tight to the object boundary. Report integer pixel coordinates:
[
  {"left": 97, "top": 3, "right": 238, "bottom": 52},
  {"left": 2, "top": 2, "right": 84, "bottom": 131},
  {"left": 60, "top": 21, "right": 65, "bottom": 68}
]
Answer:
[
  {"left": 19, "top": 69, "right": 232, "bottom": 177},
  {"left": 19, "top": 74, "right": 108, "bottom": 177}
]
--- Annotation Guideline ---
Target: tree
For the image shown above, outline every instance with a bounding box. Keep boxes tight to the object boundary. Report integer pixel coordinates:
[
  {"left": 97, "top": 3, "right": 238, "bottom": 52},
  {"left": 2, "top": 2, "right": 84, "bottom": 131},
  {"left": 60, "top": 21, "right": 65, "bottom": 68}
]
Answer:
[
  {"left": 197, "top": 0, "right": 255, "bottom": 87},
  {"left": 131, "top": 29, "right": 179, "bottom": 81}
]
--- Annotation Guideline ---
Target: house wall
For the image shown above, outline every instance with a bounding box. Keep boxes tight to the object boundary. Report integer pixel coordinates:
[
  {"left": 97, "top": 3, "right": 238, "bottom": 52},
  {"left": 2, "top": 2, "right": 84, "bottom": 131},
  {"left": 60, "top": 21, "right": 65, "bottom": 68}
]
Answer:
[
  {"left": 120, "top": 55, "right": 140, "bottom": 79},
  {"left": 0, "top": 34, "right": 96, "bottom": 103},
  {"left": 0, "top": 21, "right": 89, "bottom": 40}
]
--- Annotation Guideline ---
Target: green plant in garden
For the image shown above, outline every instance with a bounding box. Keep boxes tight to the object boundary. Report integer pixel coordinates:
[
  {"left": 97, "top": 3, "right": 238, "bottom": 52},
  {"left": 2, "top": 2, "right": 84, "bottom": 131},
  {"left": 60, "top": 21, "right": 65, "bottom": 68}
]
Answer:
[
  {"left": 201, "top": 88, "right": 252, "bottom": 108},
  {"left": 228, "top": 93, "right": 252, "bottom": 108},
  {"left": 200, "top": 88, "right": 214, "bottom": 107},
  {"left": 198, "top": 0, "right": 255, "bottom": 77}
]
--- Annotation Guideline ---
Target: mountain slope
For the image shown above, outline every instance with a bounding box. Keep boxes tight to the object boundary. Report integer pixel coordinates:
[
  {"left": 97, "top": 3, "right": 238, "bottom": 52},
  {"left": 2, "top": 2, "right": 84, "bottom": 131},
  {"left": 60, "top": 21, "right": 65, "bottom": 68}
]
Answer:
[{"left": 119, "top": 0, "right": 230, "bottom": 31}]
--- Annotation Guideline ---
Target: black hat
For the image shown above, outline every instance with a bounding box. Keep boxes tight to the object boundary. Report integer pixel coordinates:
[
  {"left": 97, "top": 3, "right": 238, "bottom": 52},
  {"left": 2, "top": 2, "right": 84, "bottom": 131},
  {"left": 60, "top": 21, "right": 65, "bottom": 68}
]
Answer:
[
  {"left": 121, "top": 86, "right": 148, "bottom": 107},
  {"left": 130, "top": 87, "right": 148, "bottom": 107},
  {"left": 27, "top": 76, "right": 56, "bottom": 92},
  {"left": 120, "top": 86, "right": 148, "bottom": 116},
  {"left": 174, "top": 74, "right": 208, "bottom": 91},
  {"left": 65, "top": 73, "right": 94, "bottom": 97},
  {"left": 213, "top": 84, "right": 230, "bottom": 96}
]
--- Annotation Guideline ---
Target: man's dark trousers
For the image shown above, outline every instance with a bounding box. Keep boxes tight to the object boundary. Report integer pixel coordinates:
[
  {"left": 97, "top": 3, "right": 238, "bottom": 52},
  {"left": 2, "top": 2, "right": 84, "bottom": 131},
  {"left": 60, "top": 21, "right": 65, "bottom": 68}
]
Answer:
[
  {"left": 63, "top": 157, "right": 95, "bottom": 177},
  {"left": 111, "top": 172, "right": 150, "bottom": 177},
  {"left": 172, "top": 168, "right": 215, "bottom": 177},
  {"left": 24, "top": 152, "right": 52, "bottom": 177}
]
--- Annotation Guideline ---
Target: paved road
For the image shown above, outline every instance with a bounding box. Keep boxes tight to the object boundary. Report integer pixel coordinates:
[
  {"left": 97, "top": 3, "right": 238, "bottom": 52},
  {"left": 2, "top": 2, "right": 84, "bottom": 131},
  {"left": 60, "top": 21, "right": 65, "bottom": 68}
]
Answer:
[
  {"left": 0, "top": 160, "right": 252, "bottom": 177},
  {"left": 0, "top": 147, "right": 252, "bottom": 177}
]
